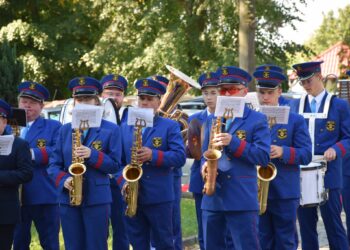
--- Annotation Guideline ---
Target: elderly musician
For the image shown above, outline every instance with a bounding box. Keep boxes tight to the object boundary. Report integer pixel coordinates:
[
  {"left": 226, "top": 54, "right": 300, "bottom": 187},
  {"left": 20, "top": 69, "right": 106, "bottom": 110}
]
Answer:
[
  {"left": 116, "top": 78, "right": 186, "bottom": 249},
  {"left": 13, "top": 82, "right": 61, "bottom": 250},
  {"left": 48, "top": 77, "right": 121, "bottom": 250},
  {"left": 187, "top": 71, "right": 220, "bottom": 250},
  {"left": 254, "top": 67, "right": 312, "bottom": 249},
  {"left": 290, "top": 61, "right": 350, "bottom": 250},
  {"left": 201, "top": 66, "right": 271, "bottom": 250},
  {"left": 100, "top": 74, "right": 130, "bottom": 250},
  {"left": 101, "top": 74, "right": 129, "bottom": 124},
  {"left": 0, "top": 99, "right": 33, "bottom": 250}
]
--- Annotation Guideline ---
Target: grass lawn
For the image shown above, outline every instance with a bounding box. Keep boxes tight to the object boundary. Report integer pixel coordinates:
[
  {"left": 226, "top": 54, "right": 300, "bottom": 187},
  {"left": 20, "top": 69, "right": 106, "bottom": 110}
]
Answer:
[{"left": 28, "top": 197, "right": 197, "bottom": 249}]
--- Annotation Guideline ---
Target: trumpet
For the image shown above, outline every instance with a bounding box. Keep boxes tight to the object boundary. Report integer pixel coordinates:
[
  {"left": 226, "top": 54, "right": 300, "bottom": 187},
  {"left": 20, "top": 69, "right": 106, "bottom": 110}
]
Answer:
[{"left": 123, "top": 118, "right": 145, "bottom": 217}]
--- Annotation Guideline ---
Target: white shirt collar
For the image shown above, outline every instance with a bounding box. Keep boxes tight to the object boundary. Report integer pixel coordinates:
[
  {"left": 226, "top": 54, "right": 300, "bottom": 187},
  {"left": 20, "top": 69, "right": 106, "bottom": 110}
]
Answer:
[
  {"left": 308, "top": 89, "right": 326, "bottom": 112},
  {"left": 308, "top": 89, "right": 326, "bottom": 105}
]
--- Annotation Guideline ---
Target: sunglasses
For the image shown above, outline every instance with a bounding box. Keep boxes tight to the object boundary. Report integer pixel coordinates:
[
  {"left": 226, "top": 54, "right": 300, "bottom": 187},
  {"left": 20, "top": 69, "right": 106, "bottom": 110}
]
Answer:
[{"left": 219, "top": 87, "right": 245, "bottom": 95}]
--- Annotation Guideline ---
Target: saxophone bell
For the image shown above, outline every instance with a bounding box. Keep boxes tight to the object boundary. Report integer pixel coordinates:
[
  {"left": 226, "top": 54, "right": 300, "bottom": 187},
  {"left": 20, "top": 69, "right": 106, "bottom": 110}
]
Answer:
[
  {"left": 257, "top": 162, "right": 277, "bottom": 215},
  {"left": 68, "top": 162, "right": 86, "bottom": 206}
]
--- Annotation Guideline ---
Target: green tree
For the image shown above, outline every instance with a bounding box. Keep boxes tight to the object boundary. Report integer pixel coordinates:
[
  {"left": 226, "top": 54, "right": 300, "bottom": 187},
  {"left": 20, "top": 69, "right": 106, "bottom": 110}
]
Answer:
[
  {"left": 0, "top": 40, "right": 23, "bottom": 105},
  {"left": 0, "top": 0, "right": 309, "bottom": 97},
  {"left": 306, "top": 4, "right": 350, "bottom": 55},
  {"left": 0, "top": 0, "right": 106, "bottom": 99}
]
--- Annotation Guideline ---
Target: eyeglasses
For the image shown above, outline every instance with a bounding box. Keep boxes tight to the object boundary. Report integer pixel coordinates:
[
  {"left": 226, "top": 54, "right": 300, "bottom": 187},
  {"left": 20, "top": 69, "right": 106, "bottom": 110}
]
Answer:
[{"left": 219, "top": 87, "right": 245, "bottom": 95}]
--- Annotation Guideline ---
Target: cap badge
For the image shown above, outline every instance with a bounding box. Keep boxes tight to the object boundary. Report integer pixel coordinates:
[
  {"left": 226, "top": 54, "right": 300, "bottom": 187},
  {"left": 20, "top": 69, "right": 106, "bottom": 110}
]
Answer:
[
  {"left": 222, "top": 68, "right": 228, "bottom": 75},
  {"left": 29, "top": 83, "right": 36, "bottom": 90},
  {"left": 79, "top": 78, "right": 85, "bottom": 85},
  {"left": 143, "top": 79, "right": 148, "bottom": 87},
  {"left": 263, "top": 71, "right": 270, "bottom": 78},
  {"left": 264, "top": 66, "right": 270, "bottom": 70}
]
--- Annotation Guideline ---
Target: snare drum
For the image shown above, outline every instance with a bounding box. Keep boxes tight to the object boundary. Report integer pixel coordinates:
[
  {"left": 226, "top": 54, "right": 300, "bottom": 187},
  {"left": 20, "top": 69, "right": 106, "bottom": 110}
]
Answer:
[
  {"left": 300, "top": 161, "right": 328, "bottom": 207},
  {"left": 59, "top": 98, "right": 119, "bottom": 125}
]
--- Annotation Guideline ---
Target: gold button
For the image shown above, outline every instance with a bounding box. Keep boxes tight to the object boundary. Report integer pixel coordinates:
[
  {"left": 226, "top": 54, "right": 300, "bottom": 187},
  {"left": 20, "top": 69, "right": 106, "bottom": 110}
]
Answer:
[
  {"left": 227, "top": 157, "right": 231, "bottom": 161},
  {"left": 273, "top": 140, "right": 277, "bottom": 143},
  {"left": 320, "top": 129, "right": 324, "bottom": 132},
  {"left": 227, "top": 175, "right": 231, "bottom": 179}
]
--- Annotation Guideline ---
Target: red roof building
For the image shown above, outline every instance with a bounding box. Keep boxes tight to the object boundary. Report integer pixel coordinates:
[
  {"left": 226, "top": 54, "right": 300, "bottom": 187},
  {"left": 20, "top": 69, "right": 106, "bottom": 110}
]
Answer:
[{"left": 313, "top": 41, "right": 350, "bottom": 78}]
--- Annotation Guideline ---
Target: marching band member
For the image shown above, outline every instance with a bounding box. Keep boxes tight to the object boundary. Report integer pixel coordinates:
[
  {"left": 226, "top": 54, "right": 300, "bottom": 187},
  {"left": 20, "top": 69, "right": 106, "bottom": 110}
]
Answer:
[
  {"left": 101, "top": 74, "right": 129, "bottom": 125},
  {"left": 201, "top": 66, "right": 271, "bottom": 250},
  {"left": 13, "top": 82, "right": 61, "bottom": 250},
  {"left": 254, "top": 68, "right": 312, "bottom": 249},
  {"left": 0, "top": 99, "right": 33, "bottom": 250},
  {"left": 187, "top": 71, "right": 220, "bottom": 250},
  {"left": 149, "top": 74, "right": 183, "bottom": 250},
  {"left": 47, "top": 77, "right": 121, "bottom": 250},
  {"left": 255, "top": 64, "right": 290, "bottom": 106},
  {"left": 290, "top": 61, "right": 350, "bottom": 250},
  {"left": 100, "top": 74, "right": 130, "bottom": 250},
  {"left": 117, "top": 78, "right": 186, "bottom": 249},
  {"left": 342, "top": 70, "right": 350, "bottom": 246}
]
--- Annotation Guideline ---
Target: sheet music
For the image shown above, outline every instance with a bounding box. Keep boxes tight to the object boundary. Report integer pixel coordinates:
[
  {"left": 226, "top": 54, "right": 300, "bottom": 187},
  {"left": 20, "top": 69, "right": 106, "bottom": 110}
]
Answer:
[
  {"left": 127, "top": 107, "right": 154, "bottom": 127},
  {"left": 0, "top": 135, "right": 15, "bottom": 155},
  {"left": 259, "top": 106, "right": 290, "bottom": 124},
  {"left": 245, "top": 92, "right": 260, "bottom": 111},
  {"left": 214, "top": 96, "right": 245, "bottom": 118},
  {"left": 72, "top": 103, "right": 104, "bottom": 128}
]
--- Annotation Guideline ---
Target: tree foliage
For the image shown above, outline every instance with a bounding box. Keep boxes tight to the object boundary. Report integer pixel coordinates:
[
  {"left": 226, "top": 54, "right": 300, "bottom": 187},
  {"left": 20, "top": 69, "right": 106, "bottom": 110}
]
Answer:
[
  {"left": 0, "top": 0, "right": 309, "bottom": 98},
  {"left": 0, "top": 40, "right": 23, "bottom": 105},
  {"left": 306, "top": 4, "right": 350, "bottom": 55}
]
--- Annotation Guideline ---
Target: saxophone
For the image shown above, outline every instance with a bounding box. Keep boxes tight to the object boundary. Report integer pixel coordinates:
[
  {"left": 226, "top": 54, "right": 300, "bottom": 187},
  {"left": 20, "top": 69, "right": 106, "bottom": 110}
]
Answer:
[
  {"left": 257, "top": 116, "right": 277, "bottom": 215},
  {"left": 123, "top": 118, "right": 145, "bottom": 217},
  {"left": 202, "top": 116, "right": 222, "bottom": 196},
  {"left": 202, "top": 108, "right": 233, "bottom": 195},
  {"left": 68, "top": 122, "right": 87, "bottom": 206}
]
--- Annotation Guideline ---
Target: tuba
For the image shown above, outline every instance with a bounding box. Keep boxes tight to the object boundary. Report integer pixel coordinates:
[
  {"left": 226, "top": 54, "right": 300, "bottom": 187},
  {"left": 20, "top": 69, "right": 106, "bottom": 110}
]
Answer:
[
  {"left": 257, "top": 163, "right": 277, "bottom": 215},
  {"left": 158, "top": 65, "right": 201, "bottom": 141},
  {"left": 68, "top": 121, "right": 88, "bottom": 206},
  {"left": 122, "top": 118, "right": 145, "bottom": 217},
  {"left": 202, "top": 116, "right": 222, "bottom": 195}
]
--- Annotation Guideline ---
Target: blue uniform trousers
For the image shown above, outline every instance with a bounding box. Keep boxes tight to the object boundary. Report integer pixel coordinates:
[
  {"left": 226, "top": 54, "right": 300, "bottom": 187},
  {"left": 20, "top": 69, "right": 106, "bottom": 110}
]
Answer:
[
  {"left": 342, "top": 175, "right": 350, "bottom": 246},
  {"left": 110, "top": 184, "right": 129, "bottom": 250},
  {"left": 60, "top": 204, "right": 110, "bottom": 250},
  {"left": 14, "top": 204, "right": 59, "bottom": 250},
  {"left": 202, "top": 209, "right": 260, "bottom": 250},
  {"left": 298, "top": 188, "right": 348, "bottom": 250},
  {"left": 259, "top": 199, "right": 299, "bottom": 250},
  {"left": 172, "top": 176, "right": 182, "bottom": 250},
  {"left": 193, "top": 193, "right": 204, "bottom": 250},
  {"left": 127, "top": 201, "right": 174, "bottom": 250}
]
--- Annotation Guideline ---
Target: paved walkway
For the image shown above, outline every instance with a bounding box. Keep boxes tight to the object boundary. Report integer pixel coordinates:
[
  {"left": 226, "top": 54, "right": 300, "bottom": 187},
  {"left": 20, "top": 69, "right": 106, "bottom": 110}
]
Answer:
[{"left": 184, "top": 210, "right": 348, "bottom": 250}]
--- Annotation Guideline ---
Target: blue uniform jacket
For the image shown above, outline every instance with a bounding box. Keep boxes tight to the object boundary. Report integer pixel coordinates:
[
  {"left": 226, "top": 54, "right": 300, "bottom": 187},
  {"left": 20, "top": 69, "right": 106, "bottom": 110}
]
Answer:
[
  {"left": 0, "top": 133, "right": 33, "bottom": 224},
  {"left": 21, "top": 117, "right": 61, "bottom": 205},
  {"left": 290, "top": 93, "right": 350, "bottom": 189},
  {"left": 201, "top": 106, "right": 271, "bottom": 211},
  {"left": 47, "top": 120, "right": 121, "bottom": 206},
  {"left": 117, "top": 115, "right": 186, "bottom": 205},
  {"left": 187, "top": 109, "right": 208, "bottom": 194},
  {"left": 343, "top": 152, "right": 350, "bottom": 177},
  {"left": 268, "top": 112, "right": 312, "bottom": 199}
]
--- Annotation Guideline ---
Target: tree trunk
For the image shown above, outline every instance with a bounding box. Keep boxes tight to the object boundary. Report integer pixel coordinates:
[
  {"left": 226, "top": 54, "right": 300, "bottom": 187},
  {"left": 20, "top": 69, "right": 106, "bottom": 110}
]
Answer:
[{"left": 238, "top": 0, "right": 256, "bottom": 91}]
